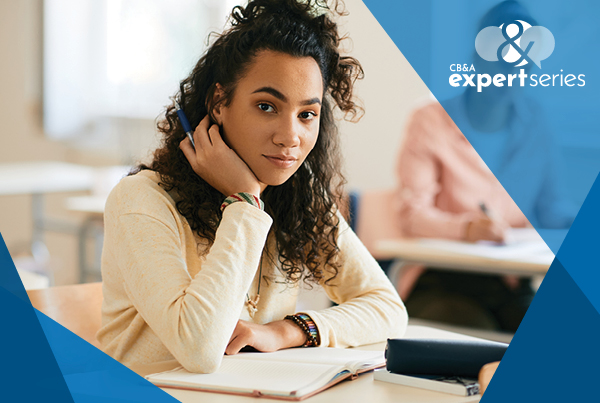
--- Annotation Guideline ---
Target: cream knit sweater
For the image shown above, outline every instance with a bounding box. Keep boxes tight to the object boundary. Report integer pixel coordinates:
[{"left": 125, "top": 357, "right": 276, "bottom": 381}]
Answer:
[{"left": 98, "top": 170, "right": 407, "bottom": 373}]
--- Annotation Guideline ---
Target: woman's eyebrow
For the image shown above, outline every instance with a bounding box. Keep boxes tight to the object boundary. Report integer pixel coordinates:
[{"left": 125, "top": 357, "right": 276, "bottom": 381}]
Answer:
[
  {"left": 301, "top": 97, "right": 322, "bottom": 106},
  {"left": 252, "top": 86, "right": 321, "bottom": 106}
]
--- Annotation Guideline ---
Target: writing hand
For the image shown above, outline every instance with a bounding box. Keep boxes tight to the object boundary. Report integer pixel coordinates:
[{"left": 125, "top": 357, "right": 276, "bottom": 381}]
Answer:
[{"left": 465, "top": 215, "right": 508, "bottom": 243}]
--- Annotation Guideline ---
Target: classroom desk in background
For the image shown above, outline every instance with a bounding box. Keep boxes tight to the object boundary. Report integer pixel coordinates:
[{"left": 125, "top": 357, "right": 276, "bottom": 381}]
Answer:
[
  {"left": 64, "top": 166, "right": 130, "bottom": 282},
  {"left": 374, "top": 228, "right": 557, "bottom": 277},
  {"left": 0, "top": 161, "right": 95, "bottom": 239},
  {"left": 0, "top": 161, "right": 96, "bottom": 284},
  {"left": 65, "top": 196, "right": 108, "bottom": 282},
  {"left": 0, "top": 162, "right": 130, "bottom": 283},
  {"left": 130, "top": 325, "right": 482, "bottom": 403}
]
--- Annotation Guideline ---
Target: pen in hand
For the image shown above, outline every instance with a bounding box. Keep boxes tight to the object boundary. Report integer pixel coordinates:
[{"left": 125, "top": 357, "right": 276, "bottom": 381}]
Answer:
[
  {"left": 475, "top": 202, "right": 506, "bottom": 244},
  {"left": 174, "top": 100, "right": 196, "bottom": 148},
  {"left": 479, "top": 202, "right": 491, "bottom": 218}
]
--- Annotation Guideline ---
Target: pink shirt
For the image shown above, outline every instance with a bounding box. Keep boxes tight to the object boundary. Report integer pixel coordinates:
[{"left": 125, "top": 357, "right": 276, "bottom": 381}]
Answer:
[
  {"left": 396, "top": 101, "right": 529, "bottom": 240},
  {"left": 356, "top": 97, "right": 573, "bottom": 259}
]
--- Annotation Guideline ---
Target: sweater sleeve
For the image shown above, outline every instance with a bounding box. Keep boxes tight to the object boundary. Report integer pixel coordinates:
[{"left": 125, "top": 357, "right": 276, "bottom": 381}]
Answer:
[
  {"left": 105, "top": 176, "right": 272, "bottom": 373},
  {"left": 301, "top": 212, "right": 408, "bottom": 348}
]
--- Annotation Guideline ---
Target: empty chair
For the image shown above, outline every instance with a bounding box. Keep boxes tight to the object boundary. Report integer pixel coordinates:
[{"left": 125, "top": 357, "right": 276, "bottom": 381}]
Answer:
[{"left": 27, "top": 282, "right": 103, "bottom": 348}]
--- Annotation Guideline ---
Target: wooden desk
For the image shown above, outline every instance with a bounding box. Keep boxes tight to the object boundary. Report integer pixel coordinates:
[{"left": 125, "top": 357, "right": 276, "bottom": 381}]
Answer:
[
  {"left": 130, "top": 325, "right": 481, "bottom": 403},
  {"left": 375, "top": 230, "right": 555, "bottom": 277}
]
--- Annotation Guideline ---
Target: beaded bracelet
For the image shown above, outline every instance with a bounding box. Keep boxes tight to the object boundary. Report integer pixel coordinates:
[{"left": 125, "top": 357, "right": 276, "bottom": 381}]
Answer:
[
  {"left": 220, "top": 192, "right": 264, "bottom": 212},
  {"left": 284, "top": 313, "right": 320, "bottom": 347}
]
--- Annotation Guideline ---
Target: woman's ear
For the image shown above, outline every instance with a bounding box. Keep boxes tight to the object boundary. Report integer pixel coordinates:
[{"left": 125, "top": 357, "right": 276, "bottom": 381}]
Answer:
[{"left": 211, "top": 83, "right": 226, "bottom": 125}]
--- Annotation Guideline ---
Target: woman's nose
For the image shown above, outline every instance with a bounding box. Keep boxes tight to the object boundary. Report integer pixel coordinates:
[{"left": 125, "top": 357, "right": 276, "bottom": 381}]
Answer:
[{"left": 272, "top": 116, "right": 301, "bottom": 148}]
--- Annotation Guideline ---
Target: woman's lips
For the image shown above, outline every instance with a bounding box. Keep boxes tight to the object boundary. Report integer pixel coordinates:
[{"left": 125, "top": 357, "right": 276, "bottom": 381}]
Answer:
[{"left": 264, "top": 155, "right": 297, "bottom": 168}]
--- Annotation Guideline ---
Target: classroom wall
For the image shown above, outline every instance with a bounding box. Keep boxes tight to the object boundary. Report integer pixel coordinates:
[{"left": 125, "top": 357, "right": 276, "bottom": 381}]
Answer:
[
  {"left": 338, "top": 0, "right": 431, "bottom": 191},
  {"left": 0, "top": 0, "right": 429, "bottom": 285}
]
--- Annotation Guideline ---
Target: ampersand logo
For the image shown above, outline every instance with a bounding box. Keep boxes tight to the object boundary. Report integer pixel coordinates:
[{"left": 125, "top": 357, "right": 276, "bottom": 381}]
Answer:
[{"left": 475, "top": 20, "right": 555, "bottom": 68}]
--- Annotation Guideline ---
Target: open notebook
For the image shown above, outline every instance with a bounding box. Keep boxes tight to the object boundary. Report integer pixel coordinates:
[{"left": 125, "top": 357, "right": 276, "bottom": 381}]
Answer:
[{"left": 146, "top": 348, "right": 385, "bottom": 400}]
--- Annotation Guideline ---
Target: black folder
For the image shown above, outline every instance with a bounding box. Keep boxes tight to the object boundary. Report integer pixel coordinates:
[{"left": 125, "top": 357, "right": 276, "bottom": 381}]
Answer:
[{"left": 385, "top": 338, "right": 508, "bottom": 378}]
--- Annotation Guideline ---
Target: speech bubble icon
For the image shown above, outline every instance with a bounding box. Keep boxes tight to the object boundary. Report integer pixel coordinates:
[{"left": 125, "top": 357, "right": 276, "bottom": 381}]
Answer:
[
  {"left": 520, "top": 26, "right": 555, "bottom": 68},
  {"left": 475, "top": 26, "right": 506, "bottom": 62}
]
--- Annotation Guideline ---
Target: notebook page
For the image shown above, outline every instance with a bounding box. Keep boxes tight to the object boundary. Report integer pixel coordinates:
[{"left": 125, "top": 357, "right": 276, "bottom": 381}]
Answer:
[
  {"left": 227, "top": 347, "right": 385, "bottom": 369},
  {"left": 147, "top": 358, "right": 344, "bottom": 397},
  {"left": 504, "top": 228, "right": 545, "bottom": 244}
]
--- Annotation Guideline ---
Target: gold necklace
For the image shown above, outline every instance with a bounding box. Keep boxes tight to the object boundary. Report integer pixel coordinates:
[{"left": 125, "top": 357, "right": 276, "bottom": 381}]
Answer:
[{"left": 246, "top": 254, "right": 263, "bottom": 319}]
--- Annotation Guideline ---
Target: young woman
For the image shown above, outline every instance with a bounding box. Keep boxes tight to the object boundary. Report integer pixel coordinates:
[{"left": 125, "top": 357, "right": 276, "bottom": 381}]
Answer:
[{"left": 98, "top": 0, "right": 406, "bottom": 373}]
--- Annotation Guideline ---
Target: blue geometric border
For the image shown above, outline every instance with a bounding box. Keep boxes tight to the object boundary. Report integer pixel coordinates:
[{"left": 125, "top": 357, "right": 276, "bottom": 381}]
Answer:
[
  {"left": 362, "top": 1, "right": 600, "bottom": 401},
  {"left": 0, "top": 234, "right": 178, "bottom": 403},
  {"left": 482, "top": 172, "right": 600, "bottom": 401}
]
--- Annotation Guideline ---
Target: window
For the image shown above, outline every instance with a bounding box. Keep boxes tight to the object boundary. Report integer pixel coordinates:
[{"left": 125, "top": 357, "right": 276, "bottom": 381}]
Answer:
[{"left": 44, "top": 0, "right": 240, "bottom": 141}]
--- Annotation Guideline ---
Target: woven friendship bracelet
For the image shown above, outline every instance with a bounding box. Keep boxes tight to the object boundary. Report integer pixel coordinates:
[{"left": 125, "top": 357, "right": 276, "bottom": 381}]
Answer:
[
  {"left": 284, "top": 313, "right": 320, "bottom": 347},
  {"left": 220, "top": 192, "right": 264, "bottom": 212}
]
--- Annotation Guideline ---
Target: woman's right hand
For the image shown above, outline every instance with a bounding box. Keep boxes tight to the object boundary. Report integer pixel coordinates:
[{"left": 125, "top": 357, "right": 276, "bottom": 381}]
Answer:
[
  {"left": 179, "top": 116, "right": 262, "bottom": 198},
  {"left": 465, "top": 215, "right": 508, "bottom": 243}
]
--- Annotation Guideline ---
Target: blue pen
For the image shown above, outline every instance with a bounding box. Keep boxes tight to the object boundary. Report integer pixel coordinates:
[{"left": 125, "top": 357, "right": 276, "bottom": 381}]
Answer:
[
  {"left": 174, "top": 100, "right": 196, "bottom": 148},
  {"left": 479, "top": 202, "right": 491, "bottom": 218}
]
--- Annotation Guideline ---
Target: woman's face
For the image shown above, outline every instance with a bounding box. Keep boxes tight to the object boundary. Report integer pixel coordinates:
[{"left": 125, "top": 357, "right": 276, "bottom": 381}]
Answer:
[{"left": 214, "top": 50, "right": 323, "bottom": 189}]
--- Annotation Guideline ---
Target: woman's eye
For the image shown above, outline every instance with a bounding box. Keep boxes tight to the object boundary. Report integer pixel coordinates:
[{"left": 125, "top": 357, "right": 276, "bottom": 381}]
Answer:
[
  {"left": 258, "top": 103, "right": 275, "bottom": 112},
  {"left": 299, "top": 111, "right": 317, "bottom": 120}
]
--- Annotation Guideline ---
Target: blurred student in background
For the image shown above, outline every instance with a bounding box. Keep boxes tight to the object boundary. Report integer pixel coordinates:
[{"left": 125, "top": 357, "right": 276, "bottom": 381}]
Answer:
[{"left": 394, "top": 1, "right": 575, "bottom": 332}]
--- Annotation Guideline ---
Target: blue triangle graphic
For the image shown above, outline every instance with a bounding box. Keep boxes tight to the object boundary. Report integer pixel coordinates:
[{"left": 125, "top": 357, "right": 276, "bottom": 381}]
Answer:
[
  {"left": 362, "top": 0, "right": 600, "bottom": 255},
  {"left": 0, "top": 235, "right": 34, "bottom": 304},
  {"left": 0, "top": 234, "right": 75, "bottom": 402},
  {"left": 35, "top": 308, "right": 179, "bottom": 402},
  {"left": 360, "top": 3, "right": 600, "bottom": 402},
  {"left": 0, "top": 285, "right": 75, "bottom": 402},
  {"left": 556, "top": 170, "right": 600, "bottom": 315},
  {"left": 0, "top": 233, "right": 179, "bottom": 402},
  {"left": 481, "top": 258, "right": 600, "bottom": 402}
]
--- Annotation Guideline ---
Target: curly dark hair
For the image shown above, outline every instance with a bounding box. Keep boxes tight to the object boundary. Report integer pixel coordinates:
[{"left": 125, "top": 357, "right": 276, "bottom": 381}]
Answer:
[{"left": 137, "top": 0, "right": 363, "bottom": 285}]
